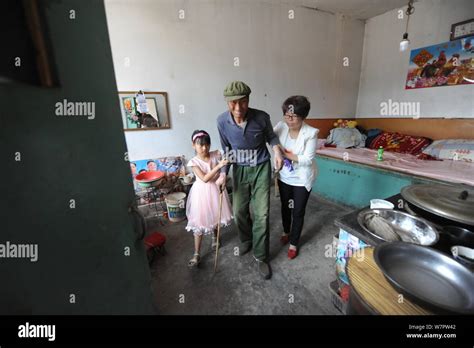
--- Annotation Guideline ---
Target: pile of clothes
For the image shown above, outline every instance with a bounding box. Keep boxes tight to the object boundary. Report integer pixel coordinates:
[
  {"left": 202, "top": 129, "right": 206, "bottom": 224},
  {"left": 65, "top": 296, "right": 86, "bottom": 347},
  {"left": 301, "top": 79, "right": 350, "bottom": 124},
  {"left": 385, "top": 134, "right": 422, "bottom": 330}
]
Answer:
[{"left": 325, "top": 119, "right": 368, "bottom": 148}]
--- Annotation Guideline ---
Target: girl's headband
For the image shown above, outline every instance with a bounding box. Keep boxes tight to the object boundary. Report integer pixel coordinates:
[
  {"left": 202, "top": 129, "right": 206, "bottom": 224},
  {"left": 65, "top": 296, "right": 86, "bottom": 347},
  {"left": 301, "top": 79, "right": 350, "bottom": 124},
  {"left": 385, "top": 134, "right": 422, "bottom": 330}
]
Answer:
[{"left": 192, "top": 132, "right": 208, "bottom": 142}]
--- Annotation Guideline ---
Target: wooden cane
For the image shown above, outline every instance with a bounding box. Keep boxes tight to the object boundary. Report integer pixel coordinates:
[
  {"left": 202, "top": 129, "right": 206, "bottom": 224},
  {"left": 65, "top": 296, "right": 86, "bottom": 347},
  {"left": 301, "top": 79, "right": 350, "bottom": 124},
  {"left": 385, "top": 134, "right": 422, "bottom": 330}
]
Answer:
[
  {"left": 214, "top": 187, "right": 224, "bottom": 273},
  {"left": 274, "top": 169, "right": 280, "bottom": 198}
]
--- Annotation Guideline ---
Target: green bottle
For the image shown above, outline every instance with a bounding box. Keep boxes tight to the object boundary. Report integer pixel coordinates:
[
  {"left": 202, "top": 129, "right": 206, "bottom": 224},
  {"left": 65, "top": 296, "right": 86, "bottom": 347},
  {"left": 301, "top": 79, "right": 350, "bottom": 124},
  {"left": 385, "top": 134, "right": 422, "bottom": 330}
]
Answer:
[{"left": 377, "top": 146, "right": 384, "bottom": 161}]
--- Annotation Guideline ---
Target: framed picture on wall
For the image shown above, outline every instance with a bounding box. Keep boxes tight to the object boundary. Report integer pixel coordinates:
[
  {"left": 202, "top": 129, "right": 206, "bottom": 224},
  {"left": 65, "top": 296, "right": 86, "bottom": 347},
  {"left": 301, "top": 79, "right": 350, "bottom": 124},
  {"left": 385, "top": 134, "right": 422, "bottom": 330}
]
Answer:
[
  {"left": 118, "top": 91, "right": 170, "bottom": 130},
  {"left": 450, "top": 19, "right": 474, "bottom": 41},
  {"left": 405, "top": 36, "right": 474, "bottom": 89}
]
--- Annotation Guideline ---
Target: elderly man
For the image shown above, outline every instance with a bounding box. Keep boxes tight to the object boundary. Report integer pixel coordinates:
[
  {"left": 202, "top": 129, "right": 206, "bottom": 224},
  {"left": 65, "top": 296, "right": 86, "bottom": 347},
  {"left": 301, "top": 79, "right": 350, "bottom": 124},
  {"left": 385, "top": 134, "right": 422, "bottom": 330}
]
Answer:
[{"left": 217, "top": 81, "right": 283, "bottom": 279}]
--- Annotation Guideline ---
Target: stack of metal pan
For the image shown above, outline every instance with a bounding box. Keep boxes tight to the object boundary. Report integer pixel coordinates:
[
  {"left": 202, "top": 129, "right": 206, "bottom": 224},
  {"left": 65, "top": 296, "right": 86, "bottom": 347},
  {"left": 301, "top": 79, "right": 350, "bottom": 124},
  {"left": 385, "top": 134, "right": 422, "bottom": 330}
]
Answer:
[{"left": 373, "top": 183, "right": 474, "bottom": 314}]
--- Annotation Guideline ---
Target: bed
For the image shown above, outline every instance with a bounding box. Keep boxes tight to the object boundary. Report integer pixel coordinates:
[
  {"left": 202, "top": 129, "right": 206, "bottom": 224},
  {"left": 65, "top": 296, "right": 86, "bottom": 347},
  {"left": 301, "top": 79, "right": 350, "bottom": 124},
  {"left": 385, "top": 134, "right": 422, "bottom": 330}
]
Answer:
[
  {"left": 312, "top": 141, "right": 473, "bottom": 207},
  {"left": 316, "top": 146, "right": 474, "bottom": 186}
]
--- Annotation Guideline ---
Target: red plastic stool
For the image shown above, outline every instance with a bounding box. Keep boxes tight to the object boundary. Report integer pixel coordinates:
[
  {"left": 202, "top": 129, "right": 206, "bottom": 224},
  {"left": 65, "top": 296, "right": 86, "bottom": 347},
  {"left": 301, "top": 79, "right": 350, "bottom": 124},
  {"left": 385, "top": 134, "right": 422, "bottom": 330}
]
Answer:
[{"left": 144, "top": 232, "right": 167, "bottom": 264}]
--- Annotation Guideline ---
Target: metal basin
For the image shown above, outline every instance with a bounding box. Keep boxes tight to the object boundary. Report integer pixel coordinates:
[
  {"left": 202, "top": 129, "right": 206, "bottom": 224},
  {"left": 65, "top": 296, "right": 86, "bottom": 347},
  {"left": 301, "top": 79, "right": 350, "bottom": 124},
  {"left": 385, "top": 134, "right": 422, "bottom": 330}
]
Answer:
[
  {"left": 374, "top": 242, "right": 474, "bottom": 314},
  {"left": 135, "top": 170, "right": 165, "bottom": 188},
  {"left": 358, "top": 209, "right": 439, "bottom": 246}
]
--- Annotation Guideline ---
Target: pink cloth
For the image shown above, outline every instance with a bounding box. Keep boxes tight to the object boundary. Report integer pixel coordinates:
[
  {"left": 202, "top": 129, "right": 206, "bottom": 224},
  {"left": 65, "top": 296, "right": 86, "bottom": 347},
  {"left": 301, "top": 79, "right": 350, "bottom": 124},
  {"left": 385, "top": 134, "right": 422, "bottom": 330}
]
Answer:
[
  {"left": 316, "top": 147, "right": 474, "bottom": 186},
  {"left": 185, "top": 150, "right": 233, "bottom": 235}
]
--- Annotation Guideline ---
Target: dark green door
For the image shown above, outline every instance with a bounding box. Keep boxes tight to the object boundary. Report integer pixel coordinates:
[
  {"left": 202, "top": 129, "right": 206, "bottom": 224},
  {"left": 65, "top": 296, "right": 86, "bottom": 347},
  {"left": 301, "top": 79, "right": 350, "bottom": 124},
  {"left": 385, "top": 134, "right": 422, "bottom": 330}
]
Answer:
[{"left": 0, "top": 0, "right": 154, "bottom": 314}]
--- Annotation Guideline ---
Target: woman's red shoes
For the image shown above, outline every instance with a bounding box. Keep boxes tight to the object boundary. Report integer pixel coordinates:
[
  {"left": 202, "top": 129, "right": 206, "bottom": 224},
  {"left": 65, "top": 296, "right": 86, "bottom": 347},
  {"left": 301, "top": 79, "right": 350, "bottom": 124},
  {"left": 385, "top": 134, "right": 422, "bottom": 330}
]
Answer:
[
  {"left": 280, "top": 234, "right": 290, "bottom": 245},
  {"left": 281, "top": 235, "right": 298, "bottom": 259},
  {"left": 288, "top": 248, "right": 298, "bottom": 259}
]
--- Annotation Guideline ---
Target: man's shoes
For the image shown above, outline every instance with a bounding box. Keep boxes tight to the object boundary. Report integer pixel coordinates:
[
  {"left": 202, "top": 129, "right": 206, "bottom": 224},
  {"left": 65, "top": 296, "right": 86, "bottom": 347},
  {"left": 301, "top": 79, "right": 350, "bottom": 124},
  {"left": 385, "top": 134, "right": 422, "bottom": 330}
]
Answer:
[
  {"left": 280, "top": 234, "right": 289, "bottom": 245},
  {"left": 256, "top": 259, "right": 272, "bottom": 280},
  {"left": 239, "top": 243, "right": 252, "bottom": 256}
]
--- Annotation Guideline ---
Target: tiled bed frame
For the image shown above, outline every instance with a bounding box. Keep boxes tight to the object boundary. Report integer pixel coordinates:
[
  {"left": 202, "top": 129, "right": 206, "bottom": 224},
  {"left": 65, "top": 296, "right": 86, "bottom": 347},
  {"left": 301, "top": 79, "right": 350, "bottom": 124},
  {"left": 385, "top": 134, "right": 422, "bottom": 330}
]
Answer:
[{"left": 312, "top": 154, "right": 458, "bottom": 208}]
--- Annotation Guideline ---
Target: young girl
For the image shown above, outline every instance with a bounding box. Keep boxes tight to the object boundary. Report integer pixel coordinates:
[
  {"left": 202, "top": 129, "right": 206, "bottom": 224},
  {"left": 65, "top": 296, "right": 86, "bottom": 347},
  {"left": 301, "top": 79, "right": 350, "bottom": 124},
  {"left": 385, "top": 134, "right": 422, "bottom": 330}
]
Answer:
[{"left": 185, "top": 130, "right": 233, "bottom": 267}]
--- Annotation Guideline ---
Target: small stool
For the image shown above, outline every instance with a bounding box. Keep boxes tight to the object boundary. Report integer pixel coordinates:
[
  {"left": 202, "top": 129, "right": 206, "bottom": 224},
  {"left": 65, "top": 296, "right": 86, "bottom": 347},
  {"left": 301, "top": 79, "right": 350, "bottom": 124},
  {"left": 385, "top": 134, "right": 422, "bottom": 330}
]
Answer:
[{"left": 144, "top": 232, "right": 167, "bottom": 264}]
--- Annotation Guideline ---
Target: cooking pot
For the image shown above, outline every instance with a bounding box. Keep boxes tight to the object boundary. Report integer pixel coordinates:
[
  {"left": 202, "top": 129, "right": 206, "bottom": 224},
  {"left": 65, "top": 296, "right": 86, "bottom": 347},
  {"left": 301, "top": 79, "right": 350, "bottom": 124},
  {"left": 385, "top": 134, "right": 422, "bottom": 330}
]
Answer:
[{"left": 401, "top": 184, "right": 474, "bottom": 227}]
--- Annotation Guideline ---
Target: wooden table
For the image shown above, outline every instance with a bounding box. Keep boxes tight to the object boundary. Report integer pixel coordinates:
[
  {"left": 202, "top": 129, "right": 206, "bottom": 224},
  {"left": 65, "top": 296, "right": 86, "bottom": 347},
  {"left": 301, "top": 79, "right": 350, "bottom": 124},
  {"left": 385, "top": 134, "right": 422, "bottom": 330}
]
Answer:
[{"left": 347, "top": 247, "right": 433, "bottom": 315}]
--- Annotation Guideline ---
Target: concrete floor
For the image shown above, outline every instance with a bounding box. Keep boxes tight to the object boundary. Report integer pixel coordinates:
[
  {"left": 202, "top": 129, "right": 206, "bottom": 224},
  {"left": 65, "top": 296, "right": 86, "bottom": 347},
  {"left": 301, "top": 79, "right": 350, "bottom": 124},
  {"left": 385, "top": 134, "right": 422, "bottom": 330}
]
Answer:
[{"left": 147, "top": 188, "right": 351, "bottom": 315}]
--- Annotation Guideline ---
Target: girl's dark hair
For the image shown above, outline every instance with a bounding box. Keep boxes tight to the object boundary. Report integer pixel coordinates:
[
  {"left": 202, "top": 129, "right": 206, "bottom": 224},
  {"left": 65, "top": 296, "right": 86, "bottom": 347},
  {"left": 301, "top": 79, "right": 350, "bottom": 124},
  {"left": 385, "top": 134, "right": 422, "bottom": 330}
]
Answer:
[
  {"left": 191, "top": 130, "right": 211, "bottom": 145},
  {"left": 282, "top": 96, "right": 311, "bottom": 119}
]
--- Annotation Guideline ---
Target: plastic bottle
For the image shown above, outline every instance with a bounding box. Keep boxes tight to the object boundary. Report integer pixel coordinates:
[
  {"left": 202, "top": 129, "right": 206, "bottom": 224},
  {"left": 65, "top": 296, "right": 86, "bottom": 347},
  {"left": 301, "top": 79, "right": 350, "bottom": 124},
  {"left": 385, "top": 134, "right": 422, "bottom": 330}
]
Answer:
[{"left": 377, "top": 146, "right": 384, "bottom": 161}]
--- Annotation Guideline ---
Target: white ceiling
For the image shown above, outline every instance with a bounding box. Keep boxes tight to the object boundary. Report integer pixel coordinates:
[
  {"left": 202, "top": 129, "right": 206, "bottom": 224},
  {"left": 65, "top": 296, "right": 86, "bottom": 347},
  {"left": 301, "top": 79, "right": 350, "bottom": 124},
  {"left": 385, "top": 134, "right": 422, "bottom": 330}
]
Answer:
[{"left": 296, "top": 0, "right": 413, "bottom": 20}]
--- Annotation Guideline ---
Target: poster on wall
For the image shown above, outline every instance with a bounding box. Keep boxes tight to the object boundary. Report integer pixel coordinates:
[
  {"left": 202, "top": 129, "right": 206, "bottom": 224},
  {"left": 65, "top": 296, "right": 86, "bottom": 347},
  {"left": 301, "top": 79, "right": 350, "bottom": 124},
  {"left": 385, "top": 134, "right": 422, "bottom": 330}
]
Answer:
[
  {"left": 130, "top": 157, "right": 185, "bottom": 178},
  {"left": 405, "top": 36, "right": 474, "bottom": 89}
]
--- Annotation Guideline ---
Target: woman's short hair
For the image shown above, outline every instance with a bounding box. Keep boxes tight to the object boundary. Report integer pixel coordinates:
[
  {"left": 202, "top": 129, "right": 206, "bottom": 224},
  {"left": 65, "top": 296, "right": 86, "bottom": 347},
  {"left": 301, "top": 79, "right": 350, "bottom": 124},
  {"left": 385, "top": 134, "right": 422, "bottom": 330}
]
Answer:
[{"left": 282, "top": 96, "right": 311, "bottom": 119}]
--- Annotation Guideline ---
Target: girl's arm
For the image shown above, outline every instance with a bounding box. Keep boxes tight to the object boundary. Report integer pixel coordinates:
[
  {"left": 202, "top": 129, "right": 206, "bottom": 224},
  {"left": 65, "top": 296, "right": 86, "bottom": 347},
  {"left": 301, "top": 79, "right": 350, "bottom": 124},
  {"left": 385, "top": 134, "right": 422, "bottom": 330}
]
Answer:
[{"left": 191, "top": 158, "right": 229, "bottom": 183}]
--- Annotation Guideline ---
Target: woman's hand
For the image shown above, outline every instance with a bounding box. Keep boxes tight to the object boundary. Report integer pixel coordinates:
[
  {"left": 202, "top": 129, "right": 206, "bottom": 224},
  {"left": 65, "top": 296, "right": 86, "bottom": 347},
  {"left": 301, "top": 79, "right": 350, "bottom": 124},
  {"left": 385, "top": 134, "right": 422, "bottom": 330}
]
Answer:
[
  {"left": 282, "top": 148, "right": 299, "bottom": 162},
  {"left": 281, "top": 147, "right": 292, "bottom": 158}
]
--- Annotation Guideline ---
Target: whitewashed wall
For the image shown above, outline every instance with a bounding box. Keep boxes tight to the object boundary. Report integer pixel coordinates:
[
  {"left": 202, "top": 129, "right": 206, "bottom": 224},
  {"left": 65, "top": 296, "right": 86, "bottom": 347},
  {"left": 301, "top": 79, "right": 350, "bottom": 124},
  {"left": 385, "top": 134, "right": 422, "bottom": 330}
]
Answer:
[
  {"left": 105, "top": 0, "right": 365, "bottom": 161},
  {"left": 356, "top": 0, "right": 474, "bottom": 118}
]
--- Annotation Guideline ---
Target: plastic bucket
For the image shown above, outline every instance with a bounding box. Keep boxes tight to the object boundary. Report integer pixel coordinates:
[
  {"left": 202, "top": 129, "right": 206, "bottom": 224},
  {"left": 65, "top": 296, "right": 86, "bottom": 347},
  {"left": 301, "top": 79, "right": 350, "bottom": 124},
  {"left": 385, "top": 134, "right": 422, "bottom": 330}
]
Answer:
[{"left": 165, "top": 192, "right": 187, "bottom": 222}]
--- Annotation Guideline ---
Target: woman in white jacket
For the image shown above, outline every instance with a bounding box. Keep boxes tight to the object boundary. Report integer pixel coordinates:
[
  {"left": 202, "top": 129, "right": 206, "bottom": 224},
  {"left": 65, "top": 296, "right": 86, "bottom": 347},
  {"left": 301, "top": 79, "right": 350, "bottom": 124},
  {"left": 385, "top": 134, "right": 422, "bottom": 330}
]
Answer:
[{"left": 273, "top": 96, "right": 319, "bottom": 259}]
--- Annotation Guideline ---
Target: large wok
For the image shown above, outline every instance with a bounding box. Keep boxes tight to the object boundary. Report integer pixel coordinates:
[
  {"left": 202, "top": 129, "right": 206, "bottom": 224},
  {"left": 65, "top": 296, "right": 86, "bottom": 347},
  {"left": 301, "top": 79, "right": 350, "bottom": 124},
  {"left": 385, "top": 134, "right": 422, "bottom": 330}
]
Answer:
[{"left": 374, "top": 242, "right": 474, "bottom": 314}]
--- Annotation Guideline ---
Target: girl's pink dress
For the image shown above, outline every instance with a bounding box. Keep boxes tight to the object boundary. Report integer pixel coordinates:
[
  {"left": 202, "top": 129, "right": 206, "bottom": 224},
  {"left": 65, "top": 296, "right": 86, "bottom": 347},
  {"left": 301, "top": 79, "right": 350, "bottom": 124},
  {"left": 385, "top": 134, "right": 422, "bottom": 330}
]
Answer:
[{"left": 185, "top": 150, "right": 233, "bottom": 235}]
